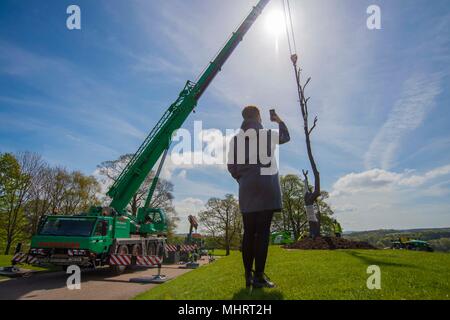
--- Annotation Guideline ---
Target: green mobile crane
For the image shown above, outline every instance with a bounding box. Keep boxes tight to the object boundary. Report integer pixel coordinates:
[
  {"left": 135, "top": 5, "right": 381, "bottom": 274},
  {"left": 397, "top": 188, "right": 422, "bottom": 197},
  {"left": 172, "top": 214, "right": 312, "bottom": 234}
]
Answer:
[{"left": 13, "top": 0, "right": 271, "bottom": 274}]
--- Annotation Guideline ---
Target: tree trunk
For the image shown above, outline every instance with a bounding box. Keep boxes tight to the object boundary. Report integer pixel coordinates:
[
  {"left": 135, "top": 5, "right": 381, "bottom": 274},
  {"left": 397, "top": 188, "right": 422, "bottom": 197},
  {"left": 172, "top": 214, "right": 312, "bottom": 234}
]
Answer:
[
  {"left": 4, "top": 238, "right": 12, "bottom": 255},
  {"left": 291, "top": 55, "right": 321, "bottom": 238},
  {"left": 316, "top": 203, "right": 322, "bottom": 234}
]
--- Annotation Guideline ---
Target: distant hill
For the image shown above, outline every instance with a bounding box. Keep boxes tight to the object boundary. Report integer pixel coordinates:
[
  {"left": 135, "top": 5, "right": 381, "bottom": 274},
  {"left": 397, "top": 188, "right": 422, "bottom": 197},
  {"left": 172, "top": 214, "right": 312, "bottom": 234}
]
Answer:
[{"left": 344, "top": 228, "right": 450, "bottom": 252}]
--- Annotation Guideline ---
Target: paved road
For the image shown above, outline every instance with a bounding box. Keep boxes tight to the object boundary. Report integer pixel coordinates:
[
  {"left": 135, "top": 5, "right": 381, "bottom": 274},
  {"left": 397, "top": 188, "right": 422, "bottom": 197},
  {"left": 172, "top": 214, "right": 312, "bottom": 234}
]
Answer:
[{"left": 0, "top": 258, "right": 209, "bottom": 300}]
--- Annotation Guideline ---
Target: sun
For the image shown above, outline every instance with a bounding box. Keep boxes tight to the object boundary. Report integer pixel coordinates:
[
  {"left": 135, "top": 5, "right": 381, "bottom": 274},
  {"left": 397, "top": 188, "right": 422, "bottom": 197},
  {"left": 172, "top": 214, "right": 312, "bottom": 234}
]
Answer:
[{"left": 265, "top": 9, "right": 286, "bottom": 37}]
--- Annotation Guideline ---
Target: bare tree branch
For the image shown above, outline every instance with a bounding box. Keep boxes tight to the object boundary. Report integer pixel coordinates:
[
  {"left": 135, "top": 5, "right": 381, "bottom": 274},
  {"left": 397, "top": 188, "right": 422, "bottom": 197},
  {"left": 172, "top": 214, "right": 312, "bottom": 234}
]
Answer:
[
  {"left": 308, "top": 116, "right": 318, "bottom": 135},
  {"left": 289, "top": 54, "right": 322, "bottom": 237},
  {"left": 303, "top": 77, "right": 311, "bottom": 90}
]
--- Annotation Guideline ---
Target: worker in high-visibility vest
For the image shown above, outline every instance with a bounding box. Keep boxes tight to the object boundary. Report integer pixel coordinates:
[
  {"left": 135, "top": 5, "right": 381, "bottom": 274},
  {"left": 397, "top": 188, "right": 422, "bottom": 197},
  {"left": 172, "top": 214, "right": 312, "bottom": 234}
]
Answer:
[{"left": 333, "top": 219, "right": 343, "bottom": 238}]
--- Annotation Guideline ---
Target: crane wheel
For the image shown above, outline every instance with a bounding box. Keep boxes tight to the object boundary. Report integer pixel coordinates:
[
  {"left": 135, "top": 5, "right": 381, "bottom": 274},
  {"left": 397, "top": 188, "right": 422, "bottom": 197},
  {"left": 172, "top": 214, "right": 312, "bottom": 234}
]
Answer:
[
  {"left": 131, "top": 244, "right": 143, "bottom": 256},
  {"left": 146, "top": 240, "right": 165, "bottom": 262},
  {"left": 147, "top": 241, "right": 157, "bottom": 256},
  {"left": 110, "top": 245, "right": 129, "bottom": 274}
]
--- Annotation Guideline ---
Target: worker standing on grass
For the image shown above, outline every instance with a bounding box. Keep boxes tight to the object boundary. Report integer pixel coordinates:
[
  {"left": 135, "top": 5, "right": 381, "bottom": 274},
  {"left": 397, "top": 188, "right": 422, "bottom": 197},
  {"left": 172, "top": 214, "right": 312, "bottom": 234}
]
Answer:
[
  {"left": 227, "top": 106, "right": 290, "bottom": 289},
  {"left": 333, "top": 219, "right": 343, "bottom": 238}
]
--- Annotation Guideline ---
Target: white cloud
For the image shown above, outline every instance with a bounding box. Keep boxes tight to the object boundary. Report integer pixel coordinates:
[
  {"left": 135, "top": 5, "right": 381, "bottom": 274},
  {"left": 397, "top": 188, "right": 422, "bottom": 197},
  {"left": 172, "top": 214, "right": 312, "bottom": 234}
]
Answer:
[
  {"left": 331, "top": 169, "right": 403, "bottom": 196},
  {"left": 329, "top": 165, "right": 450, "bottom": 231},
  {"left": 331, "top": 164, "right": 450, "bottom": 196},
  {"left": 364, "top": 73, "right": 442, "bottom": 170},
  {"left": 177, "top": 169, "right": 187, "bottom": 179},
  {"left": 161, "top": 128, "right": 236, "bottom": 179},
  {"left": 421, "top": 180, "right": 450, "bottom": 197},
  {"left": 399, "top": 165, "right": 450, "bottom": 187}
]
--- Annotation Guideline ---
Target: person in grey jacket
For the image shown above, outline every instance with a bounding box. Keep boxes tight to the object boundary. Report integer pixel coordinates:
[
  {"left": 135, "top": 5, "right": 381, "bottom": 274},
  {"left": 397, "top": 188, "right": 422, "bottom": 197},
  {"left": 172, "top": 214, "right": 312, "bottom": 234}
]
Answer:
[{"left": 227, "top": 105, "right": 290, "bottom": 288}]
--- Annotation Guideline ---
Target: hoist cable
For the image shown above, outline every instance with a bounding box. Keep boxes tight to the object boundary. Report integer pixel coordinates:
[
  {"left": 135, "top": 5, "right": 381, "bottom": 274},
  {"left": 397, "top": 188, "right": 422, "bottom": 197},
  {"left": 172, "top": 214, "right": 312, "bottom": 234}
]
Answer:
[
  {"left": 282, "top": 0, "right": 297, "bottom": 56},
  {"left": 282, "top": 0, "right": 293, "bottom": 55},
  {"left": 286, "top": 0, "right": 298, "bottom": 54}
]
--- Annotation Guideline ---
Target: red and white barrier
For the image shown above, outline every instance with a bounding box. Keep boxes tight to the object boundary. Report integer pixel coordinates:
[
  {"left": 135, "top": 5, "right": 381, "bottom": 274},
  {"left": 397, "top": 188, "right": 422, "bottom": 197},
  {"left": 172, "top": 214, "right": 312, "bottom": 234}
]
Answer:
[
  {"left": 11, "top": 253, "right": 39, "bottom": 265},
  {"left": 180, "top": 245, "right": 197, "bottom": 252},
  {"left": 165, "top": 244, "right": 178, "bottom": 252},
  {"left": 109, "top": 254, "right": 163, "bottom": 267},
  {"left": 109, "top": 254, "right": 132, "bottom": 266},
  {"left": 136, "top": 255, "right": 163, "bottom": 266},
  {"left": 27, "top": 256, "right": 38, "bottom": 265},
  {"left": 164, "top": 244, "right": 197, "bottom": 252},
  {"left": 12, "top": 252, "right": 28, "bottom": 264}
]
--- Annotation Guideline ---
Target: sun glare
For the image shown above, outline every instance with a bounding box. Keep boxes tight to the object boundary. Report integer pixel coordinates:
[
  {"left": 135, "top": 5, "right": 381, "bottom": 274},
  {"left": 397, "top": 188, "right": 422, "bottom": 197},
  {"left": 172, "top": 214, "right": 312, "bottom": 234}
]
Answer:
[{"left": 265, "top": 9, "right": 285, "bottom": 37}]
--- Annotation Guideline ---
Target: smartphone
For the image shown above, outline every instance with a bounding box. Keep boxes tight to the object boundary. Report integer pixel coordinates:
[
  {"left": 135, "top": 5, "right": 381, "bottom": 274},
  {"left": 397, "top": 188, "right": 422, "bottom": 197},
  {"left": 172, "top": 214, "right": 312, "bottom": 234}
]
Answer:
[{"left": 270, "top": 109, "right": 276, "bottom": 121}]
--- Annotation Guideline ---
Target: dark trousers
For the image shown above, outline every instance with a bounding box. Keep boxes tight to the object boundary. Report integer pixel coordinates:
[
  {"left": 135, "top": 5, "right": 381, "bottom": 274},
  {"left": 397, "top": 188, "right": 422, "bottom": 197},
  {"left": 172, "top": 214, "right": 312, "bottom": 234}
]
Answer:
[{"left": 242, "top": 210, "right": 274, "bottom": 274}]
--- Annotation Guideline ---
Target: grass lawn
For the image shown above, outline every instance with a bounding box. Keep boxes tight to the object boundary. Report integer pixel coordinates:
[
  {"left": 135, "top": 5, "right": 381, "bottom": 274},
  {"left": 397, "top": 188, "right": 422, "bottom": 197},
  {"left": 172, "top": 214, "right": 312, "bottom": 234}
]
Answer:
[
  {"left": 135, "top": 246, "right": 450, "bottom": 300},
  {"left": 208, "top": 249, "right": 229, "bottom": 256},
  {"left": 0, "top": 255, "right": 56, "bottom": 281}
]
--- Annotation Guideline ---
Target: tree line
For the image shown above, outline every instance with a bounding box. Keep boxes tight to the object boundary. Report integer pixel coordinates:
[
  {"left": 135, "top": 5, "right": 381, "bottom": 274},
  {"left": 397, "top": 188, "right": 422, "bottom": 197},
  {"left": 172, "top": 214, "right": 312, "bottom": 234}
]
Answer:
[
  {"left": 345, "top": 228, "right": 450, "bottom": 252},
  {"left": 0, "top": 151, "right": 178, "bottom": 254},
  {"left": 1, "top": 151, "right": 337, "bottom": 256},
  {"left": 199, "top": 174, "right": 336, "bottom": 256}
]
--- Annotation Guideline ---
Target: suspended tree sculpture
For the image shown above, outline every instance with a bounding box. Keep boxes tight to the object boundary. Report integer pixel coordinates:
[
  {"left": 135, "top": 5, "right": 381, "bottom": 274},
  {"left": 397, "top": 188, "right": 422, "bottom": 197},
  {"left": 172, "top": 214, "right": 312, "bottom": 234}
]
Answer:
[
  {"left": 290, "top": 54, "right": 321, "bottom": 238},
  {"left": 282, "top": 0, "right": 321, "bottom": 238}
]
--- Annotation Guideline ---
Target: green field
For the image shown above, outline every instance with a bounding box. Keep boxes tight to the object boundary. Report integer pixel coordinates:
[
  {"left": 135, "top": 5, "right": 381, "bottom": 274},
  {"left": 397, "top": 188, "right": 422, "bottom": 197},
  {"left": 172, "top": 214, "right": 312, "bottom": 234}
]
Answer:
[{"left": 136, "top": 247, "right": 450, "bottom": 300}]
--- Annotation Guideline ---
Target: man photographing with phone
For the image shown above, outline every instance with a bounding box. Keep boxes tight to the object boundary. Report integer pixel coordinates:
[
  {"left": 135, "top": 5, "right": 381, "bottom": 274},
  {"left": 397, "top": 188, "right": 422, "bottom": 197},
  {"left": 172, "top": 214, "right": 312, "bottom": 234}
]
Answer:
[{"left": 227, "top": 106, "right": 290, "bottom": 288}]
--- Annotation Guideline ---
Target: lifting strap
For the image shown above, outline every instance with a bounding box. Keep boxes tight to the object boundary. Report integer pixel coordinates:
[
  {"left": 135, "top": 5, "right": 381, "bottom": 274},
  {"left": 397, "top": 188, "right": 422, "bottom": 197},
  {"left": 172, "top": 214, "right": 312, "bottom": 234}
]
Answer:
[
  {"left": 282, "top": 0, "right": 298, "bottom": 57},
  {"left": 282, "top": 0, "right": 305, "bottom": 120},
  {"left": 282, "top": 0, "right": 302, "bottom": 94}
]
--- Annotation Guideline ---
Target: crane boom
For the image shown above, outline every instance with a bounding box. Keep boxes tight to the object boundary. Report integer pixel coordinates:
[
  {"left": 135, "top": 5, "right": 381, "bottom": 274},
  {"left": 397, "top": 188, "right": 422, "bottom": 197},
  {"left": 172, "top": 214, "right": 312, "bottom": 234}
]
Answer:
[{"left": 107, "top": 0, "right": 270, "bottom": 213}]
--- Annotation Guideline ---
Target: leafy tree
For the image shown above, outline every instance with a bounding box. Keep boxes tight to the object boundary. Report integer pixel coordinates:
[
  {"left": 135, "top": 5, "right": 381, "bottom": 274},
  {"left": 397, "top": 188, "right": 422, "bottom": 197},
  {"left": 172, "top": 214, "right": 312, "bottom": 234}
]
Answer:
[
  {"left": 97, "top": 154, "right": 179, "bottom": 237},
  {"left": 24, "top": 166, "right": 101, "bottom": 236},
  {"left": 316, "top": 191, "right": 335, "bottom": 235},
  {"left": 47, "top": 167, "right": 72, "bottom": 215},
  {"left": 0, "top": 152, "right": 43, "bottom": 254},
  {"left": 24, "top": 165, "right": 54, "bottom": 235},
  {"left": 60, "top": 171, "right": 101, "bottom": 215},
  {"left": 273, "top": 174, "right": 307, "bottom": 239},
  {"left": 199, "top": 194, "right": 242, "bottom": 256},
  {"left": 273, "top": 174, "right": 336, "bottom": 240},
  {"left": 429, "top": 238, "right": 450, "bottom": 252}
]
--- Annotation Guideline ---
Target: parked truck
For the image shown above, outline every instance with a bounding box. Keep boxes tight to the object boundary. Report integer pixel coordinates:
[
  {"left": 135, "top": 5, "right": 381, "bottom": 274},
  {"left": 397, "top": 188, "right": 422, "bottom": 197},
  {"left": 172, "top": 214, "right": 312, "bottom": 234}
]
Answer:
[
  {"left": 390, "top": 238, "right": 434, "bottom": 252},
  {"left": 12, "top": 0, "right": 271, "bottom": 274}
]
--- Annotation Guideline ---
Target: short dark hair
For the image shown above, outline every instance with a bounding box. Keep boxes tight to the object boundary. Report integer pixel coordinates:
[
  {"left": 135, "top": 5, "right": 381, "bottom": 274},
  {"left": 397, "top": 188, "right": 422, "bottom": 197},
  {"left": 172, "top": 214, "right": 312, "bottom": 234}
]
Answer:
[{"left": 242, "top": 105, "right": 260, "bottom": 121}]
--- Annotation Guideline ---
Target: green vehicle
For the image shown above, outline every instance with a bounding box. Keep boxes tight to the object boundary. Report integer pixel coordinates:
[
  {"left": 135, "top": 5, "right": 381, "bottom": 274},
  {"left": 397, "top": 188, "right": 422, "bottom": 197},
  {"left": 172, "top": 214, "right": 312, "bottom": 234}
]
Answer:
[
  {"left": 27, "top": 207, "right": 167, "bottom": 273},
  {"left": 405, "top": 240, "right": 434, "bottom": 252},
  {"left": 271, "top": 231, "right": 295, "bottom": 245},
  {"left": 12, "top": 0, "right": 271, "bottom": 273},
  {"left": 391, "top": 238, "right": 433, "bottom": 252}
]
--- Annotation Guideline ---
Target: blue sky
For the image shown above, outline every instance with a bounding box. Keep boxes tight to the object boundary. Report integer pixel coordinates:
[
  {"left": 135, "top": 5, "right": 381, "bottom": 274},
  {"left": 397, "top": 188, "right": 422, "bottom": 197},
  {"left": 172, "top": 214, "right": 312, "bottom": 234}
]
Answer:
[{"left": 0, "top": 0, "right": 449, "bottom": 233}]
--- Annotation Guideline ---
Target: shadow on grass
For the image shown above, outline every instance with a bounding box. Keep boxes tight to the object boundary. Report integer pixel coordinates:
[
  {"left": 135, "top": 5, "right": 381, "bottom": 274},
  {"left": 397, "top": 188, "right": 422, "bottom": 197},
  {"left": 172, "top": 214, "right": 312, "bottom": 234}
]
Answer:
[
  {"left": 232, "top": 288, "right": 284, "bottom": 300},
  {"left": 344, "top": 250, "right": 417, "bottom": 269},
  {"left": 207, "top": 250, "right": 229, "bottom": 257}
]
